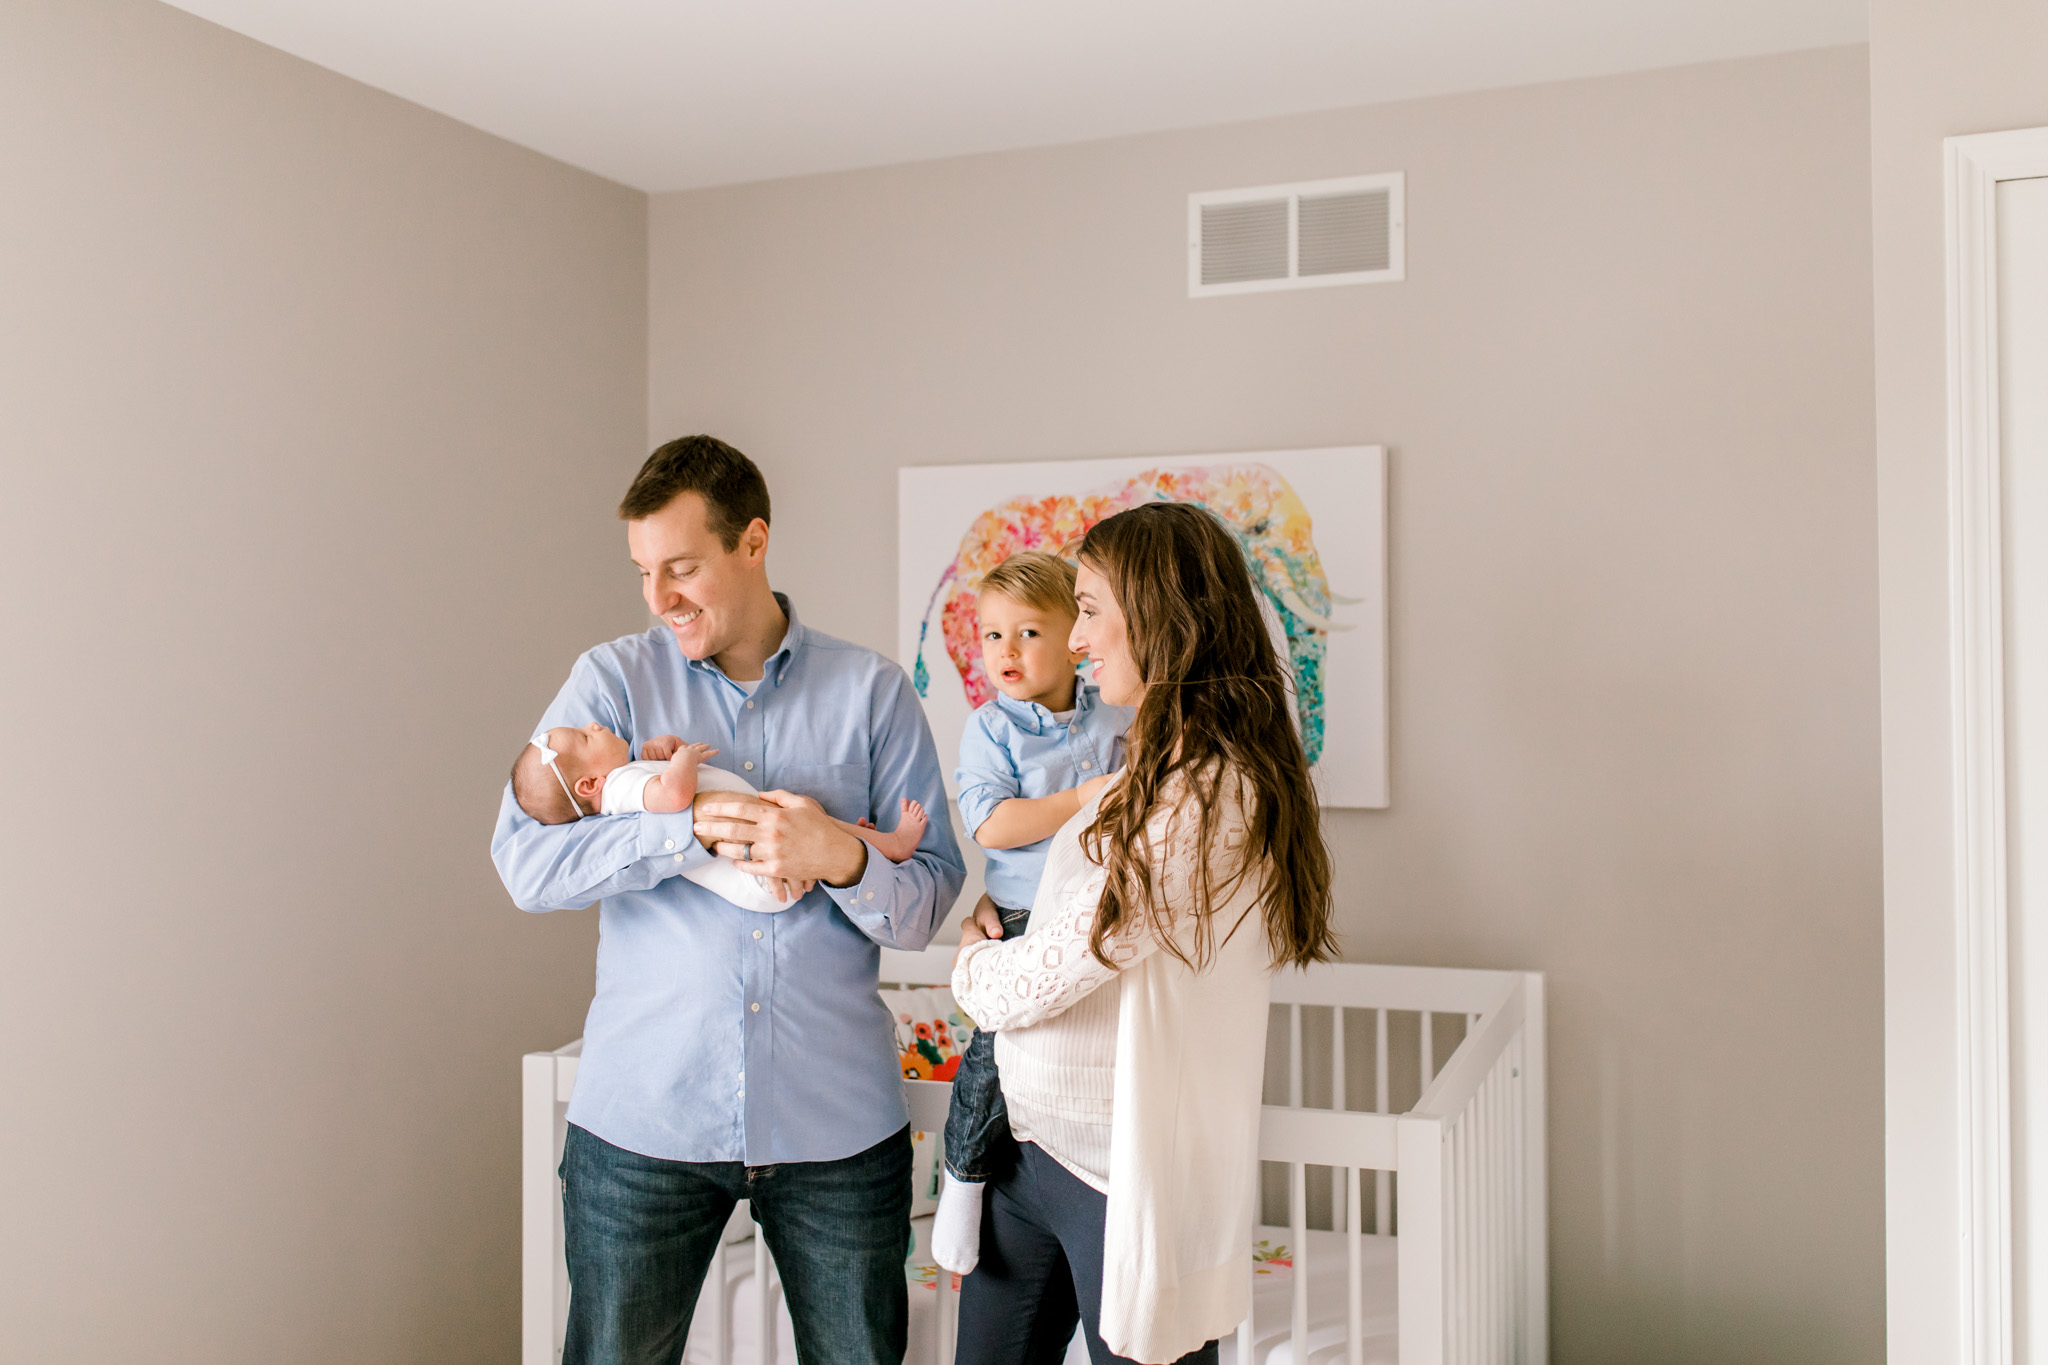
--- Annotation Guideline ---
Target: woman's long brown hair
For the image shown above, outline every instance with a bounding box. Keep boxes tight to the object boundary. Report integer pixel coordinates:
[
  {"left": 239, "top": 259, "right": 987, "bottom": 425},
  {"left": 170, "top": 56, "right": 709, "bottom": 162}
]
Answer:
[{"left": 1077, "top": 501, "right": 1338, "bottom": 972}]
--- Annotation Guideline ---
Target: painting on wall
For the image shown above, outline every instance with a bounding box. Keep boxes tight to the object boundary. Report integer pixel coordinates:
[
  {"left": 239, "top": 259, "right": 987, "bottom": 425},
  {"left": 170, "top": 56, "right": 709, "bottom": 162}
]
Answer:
[{"left": 897, "top": 446, "right": 1387, "bottom": 808}]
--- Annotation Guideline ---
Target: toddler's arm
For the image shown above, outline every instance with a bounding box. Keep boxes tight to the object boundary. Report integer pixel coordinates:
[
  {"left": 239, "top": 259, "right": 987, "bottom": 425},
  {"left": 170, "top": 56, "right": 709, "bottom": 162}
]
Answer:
[
  {"left": 972, "top": 774, "right": 1112, "bottom": 850},
  {"left": 641, "top": 743, "right": 718, "bottom": 815}
]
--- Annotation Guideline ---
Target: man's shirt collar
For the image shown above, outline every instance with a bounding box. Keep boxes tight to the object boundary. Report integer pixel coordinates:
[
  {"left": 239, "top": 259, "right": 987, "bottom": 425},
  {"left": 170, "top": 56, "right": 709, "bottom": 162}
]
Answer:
[{"left": 681, "top": 591, "right": 805, "bottom": 691}]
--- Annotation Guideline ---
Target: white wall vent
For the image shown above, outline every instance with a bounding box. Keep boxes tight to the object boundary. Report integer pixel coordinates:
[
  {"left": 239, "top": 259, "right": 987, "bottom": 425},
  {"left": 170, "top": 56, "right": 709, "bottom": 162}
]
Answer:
[{"left": 1188, "top": 172, "right": 1404, "bottom": 298}]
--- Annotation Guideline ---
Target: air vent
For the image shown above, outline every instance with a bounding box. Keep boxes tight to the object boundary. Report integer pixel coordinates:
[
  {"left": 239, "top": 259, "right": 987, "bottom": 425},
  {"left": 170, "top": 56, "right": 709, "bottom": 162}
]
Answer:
[{"left": 1189, "top": 172, "right": 1404, "bottom": 297}]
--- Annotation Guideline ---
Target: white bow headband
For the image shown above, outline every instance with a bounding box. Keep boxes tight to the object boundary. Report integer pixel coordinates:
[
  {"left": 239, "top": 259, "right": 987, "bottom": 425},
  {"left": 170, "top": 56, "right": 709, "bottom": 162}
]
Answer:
[{"left": 530, "top": 735, "right": 586, "bottom": 817}]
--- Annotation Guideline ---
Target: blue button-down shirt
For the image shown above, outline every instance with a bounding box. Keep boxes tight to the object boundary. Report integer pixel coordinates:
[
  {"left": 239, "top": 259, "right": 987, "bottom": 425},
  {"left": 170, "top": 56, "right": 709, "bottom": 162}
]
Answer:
[
  {"left": 491, "top": 597, "right": 965, "bottom": 1165},
  {"left": 954, "top": 681, "right": 1135, "bottom": 910}
]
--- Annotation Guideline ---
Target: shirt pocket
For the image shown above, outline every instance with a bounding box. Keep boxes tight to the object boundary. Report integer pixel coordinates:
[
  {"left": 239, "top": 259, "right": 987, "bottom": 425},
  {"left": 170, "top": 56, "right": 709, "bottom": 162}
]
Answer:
[{"left": 778, "top": 762, "right": 871, "bottom": 825}]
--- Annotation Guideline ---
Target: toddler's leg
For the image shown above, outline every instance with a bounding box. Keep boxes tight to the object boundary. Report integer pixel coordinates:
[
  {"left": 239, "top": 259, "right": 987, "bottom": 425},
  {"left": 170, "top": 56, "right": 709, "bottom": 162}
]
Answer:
[
  {"left": 841, "top": 798, "right": 929, "bottom": 863},
  {"left": 934, "top": 981, "right": 1020, "bottom": 1276}
]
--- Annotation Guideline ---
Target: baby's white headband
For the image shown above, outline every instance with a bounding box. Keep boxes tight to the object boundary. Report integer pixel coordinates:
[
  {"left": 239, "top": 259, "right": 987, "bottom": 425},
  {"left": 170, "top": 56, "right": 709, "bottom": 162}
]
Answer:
[{"left": 529, "top": 735, "right": 586, "bottom": 818}]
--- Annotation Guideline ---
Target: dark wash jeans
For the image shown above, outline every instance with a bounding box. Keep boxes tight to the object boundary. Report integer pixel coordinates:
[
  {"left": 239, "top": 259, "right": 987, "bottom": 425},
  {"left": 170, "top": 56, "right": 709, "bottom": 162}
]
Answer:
[
  {"left": 956, "top": 1142, "right": 1220, "bottom": 1365},
  {"left": 944, "top": 902, "right": 1033, "bottom": 1182},
  {"left": 559, "top": 1122, "right": 913, "bottom": 1365}
]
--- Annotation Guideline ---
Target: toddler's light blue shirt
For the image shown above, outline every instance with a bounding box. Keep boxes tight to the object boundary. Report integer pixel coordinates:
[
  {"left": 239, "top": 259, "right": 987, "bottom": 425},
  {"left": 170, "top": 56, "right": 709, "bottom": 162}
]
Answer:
[
  {"left": 490, "top": 597, "right": 965, "bottom": 1166},
  {"left": 954, "top": 680, "right": 1136, "bottom": 910}
]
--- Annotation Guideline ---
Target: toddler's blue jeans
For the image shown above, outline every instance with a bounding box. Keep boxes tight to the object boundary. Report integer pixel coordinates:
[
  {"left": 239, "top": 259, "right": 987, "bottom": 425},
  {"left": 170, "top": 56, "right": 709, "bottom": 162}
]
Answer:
[{"left": 944, "top": 901, "right": 1033, "bottom": 1182}]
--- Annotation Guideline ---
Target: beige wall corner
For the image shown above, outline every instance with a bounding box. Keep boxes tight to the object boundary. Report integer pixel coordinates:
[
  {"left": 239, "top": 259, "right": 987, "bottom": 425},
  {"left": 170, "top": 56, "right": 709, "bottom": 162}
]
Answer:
[
  {"left": 0, "top": 0, "right": 646, "bottom": 1359},
  {"left": 649, "top": 46, "right": 1880, "bottom": 1364}
]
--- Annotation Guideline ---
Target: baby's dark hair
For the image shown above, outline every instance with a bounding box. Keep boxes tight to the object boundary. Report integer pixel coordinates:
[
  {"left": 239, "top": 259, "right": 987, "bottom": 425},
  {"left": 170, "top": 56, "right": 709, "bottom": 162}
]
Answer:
[{"left": 511, "top": 741, "right": 585, "bottom": 825}]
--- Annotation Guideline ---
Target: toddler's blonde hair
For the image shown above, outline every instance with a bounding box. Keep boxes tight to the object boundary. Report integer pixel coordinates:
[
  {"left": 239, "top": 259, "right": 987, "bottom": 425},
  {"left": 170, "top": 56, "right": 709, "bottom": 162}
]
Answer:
[{"left": 977, "top": 551, "right": 1078, "bottom": 618}]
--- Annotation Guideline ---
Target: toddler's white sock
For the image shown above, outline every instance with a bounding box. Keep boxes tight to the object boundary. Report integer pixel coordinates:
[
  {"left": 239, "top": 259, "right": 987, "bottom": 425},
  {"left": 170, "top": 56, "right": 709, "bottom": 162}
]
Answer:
[{"left": 931, "top": 1171, "right": 985, "bottom": 1275}]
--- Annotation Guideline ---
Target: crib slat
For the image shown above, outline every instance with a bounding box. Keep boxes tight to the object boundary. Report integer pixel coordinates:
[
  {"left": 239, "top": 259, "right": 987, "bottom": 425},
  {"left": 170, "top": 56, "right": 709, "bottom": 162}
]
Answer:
[
  {"left": 1422, "top": 1011, "right": 1436, "bottom": 1088},
  {"left": 936, "top": 1266, "right": 957, "bottom": 1365},
  {"left": 1290, "top": 1161, "right": 1309, "bottom": 1365},
  {"left": 707, "top": 1229, "right": 729, "bottom": 1365},
  {"left": 1288, "top": 1004, "right": 1304, "bottom": 1110},
  {"left": 1238, "top": 1153, "right": 1257, "bottom": 1365},
  {"left": 1376, "top": 1007, "right": 1392, "bottom": 1236},
  {"left": 1484, "top": 1070, "right": 1498, "bottom": 1365},
  {"left": 1332, "top": 1009, "right": 1347, "bottom": 1234},
  {"left": 755, "top": 1235, "right": 774, "bottom": 1365},
  {"left": 1346, "top": 1164, "right": 1364, "bottom": 1365}
]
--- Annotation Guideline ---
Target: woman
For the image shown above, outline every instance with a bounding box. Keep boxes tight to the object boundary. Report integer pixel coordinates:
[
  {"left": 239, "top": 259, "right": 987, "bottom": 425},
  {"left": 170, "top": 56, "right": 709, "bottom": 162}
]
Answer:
[{"left": 950, "top": 501, "right": 1337, "bottom": 1365}]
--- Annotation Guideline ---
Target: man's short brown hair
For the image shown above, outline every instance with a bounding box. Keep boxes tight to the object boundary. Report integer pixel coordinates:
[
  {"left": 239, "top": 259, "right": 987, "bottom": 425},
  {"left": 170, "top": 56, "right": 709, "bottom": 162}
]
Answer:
[
  {"left": 618, "top": 435, "right": 771, "bottom": 550},
  {"left": 977, "top": 551, "right": 1079, "bottom": 618}
]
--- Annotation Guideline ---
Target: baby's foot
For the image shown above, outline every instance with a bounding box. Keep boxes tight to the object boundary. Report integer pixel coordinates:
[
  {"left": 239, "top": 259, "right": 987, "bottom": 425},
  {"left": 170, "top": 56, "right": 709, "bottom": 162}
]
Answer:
[{"left": 860, "top": 798, "right": 929, "bottom": 863}]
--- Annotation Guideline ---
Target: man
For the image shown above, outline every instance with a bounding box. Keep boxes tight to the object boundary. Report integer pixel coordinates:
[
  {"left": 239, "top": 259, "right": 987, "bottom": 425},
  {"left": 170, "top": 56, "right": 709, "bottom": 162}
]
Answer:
[{"left": 492, "top": 435, "right": 966, "bottom": 1365}]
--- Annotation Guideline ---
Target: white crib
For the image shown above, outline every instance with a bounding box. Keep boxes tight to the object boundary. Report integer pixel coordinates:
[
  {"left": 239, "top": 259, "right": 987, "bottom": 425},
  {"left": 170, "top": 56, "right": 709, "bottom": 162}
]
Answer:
[{"left": 521, "top": 947, "right": 1546, "bottom": 1365}]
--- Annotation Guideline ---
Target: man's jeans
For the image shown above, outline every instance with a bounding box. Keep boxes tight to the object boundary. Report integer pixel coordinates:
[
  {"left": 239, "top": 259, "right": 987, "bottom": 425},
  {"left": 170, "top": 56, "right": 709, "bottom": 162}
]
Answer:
[
  {"left": 943, "top": 902, "right": 1032, "bottom": 1182},
  {"left": 560, "top": 1122, "right": 913, "bottom": 1365}
]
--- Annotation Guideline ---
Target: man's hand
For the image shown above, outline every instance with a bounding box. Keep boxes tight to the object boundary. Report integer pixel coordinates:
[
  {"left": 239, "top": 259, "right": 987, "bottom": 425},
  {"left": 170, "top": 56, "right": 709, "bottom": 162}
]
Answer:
[
  {"left": 694, "top": 790, "right": 869, "bottom": 887},
  {"left": 638, "top": 734, "right": 685, "bottom": 762}
]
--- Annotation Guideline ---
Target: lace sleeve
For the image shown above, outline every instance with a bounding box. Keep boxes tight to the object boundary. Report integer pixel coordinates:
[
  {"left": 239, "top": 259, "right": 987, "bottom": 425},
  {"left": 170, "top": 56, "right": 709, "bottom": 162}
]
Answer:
[{"left": 952, "top": 861, "right": 1159, "bottom": 1032}]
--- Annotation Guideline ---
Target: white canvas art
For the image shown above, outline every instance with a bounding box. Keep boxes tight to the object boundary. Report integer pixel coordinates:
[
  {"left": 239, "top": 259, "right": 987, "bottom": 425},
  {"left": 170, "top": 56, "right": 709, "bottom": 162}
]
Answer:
[{"left": 897, "top": 446, "right": 1387, "bottom": 809}]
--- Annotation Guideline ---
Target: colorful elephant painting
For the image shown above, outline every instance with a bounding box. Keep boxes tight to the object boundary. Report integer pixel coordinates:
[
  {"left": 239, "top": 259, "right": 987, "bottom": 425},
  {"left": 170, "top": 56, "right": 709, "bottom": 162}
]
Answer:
[{"left": 910, "top": 463, "right": 1351, "bottom": 765}]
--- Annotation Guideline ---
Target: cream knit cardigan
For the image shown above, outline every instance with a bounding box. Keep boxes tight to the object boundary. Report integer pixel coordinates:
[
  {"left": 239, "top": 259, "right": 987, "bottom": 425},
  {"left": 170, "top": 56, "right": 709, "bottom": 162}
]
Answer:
[{"left": 953, "top": 770, "right": 1273, "bottom": 1365}]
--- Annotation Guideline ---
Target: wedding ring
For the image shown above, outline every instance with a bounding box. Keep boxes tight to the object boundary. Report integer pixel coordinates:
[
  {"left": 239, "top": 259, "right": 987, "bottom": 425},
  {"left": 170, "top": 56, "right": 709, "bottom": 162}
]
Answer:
[{"left": 740, "top": 842, "right": 753, "bottom": 863}]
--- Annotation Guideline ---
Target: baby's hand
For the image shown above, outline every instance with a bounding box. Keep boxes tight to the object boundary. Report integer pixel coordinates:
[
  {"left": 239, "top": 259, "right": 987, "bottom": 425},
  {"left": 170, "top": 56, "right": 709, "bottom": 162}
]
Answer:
[
  {"left": 675, "top": 742, "right": 718, "bottom": 768},
  {"left": 639, "top": 734, "right": 685, "bottom": 762}
]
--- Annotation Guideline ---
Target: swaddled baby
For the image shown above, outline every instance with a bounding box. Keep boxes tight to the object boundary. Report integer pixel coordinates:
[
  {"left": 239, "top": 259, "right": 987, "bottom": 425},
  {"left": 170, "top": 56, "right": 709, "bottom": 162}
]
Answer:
[{"left": 511, "top": 721, "right": 927, "bottom": 912}]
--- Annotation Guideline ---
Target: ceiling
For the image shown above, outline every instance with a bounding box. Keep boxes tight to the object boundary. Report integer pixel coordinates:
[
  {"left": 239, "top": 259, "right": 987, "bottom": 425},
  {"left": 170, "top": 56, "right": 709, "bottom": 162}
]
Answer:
[{"left": 159, "top": 0, "right": 1868, "bottom": 193}]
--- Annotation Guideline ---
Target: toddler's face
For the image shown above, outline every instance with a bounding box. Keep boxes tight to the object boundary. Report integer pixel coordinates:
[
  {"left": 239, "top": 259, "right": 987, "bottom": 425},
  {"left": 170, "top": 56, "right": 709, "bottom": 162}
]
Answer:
[
  {"left": 978, "top": 590, "right": 1082, "bottom": 712},
  {"left": 542, "top": 722, "right": 631, "bottom": 790}
]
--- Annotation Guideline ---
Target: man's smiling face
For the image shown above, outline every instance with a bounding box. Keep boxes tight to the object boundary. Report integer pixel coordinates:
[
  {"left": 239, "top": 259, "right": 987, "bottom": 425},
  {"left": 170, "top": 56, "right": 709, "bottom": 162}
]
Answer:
[{"left": 627, "top": 491, "right": 768, "bottom": 662}]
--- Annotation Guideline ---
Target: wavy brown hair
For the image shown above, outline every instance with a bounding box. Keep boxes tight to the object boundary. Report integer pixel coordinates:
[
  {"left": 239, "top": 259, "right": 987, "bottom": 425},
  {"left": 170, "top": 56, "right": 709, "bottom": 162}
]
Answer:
[{"left": 1077, "top": 501, "right": 1337, "bottom": 972}]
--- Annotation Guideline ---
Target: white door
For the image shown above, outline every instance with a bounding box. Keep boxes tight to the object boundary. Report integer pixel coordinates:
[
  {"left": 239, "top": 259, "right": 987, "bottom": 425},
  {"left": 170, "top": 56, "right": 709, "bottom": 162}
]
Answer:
[{"left": 2001, "top": 171, "right": 2048, "bottom": 1364}]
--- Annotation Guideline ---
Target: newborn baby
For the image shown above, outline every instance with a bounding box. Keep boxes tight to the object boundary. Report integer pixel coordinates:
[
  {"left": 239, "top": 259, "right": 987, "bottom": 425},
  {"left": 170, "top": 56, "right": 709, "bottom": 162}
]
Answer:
[{"left": 512, "top": 721, "right": 928, "bottom": 912}]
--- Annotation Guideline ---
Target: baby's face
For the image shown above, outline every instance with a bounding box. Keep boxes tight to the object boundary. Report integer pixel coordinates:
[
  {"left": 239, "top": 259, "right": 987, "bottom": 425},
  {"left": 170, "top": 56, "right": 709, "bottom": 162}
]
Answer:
[
  {"left": 978, "top": 590, "right": 1082, "bottom": 712},
  {"left": 543, "top": 722, "right": 631, "bottom": 788}
]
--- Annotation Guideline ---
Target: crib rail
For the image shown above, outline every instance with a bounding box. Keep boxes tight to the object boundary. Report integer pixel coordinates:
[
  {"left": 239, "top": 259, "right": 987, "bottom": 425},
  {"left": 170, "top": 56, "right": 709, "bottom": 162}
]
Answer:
[
  {"left": 1256, "top": 965, "right": 1546, "bottom": 1365},
  {"left": 524, "top": 955, "right": 1545, "bottom": 1365}
]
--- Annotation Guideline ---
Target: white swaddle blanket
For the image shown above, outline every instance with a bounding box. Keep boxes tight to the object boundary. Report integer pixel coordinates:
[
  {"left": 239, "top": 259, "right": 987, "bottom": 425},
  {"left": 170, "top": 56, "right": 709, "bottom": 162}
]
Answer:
[{"left": 600, "top": 761, "right": 792, "bottom": 914}]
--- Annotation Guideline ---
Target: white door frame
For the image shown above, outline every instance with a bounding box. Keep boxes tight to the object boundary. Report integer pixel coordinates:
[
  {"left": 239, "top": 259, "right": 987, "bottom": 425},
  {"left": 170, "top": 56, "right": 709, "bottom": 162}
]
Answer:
[{"left": 1947, "top": 124, "right": 2048, "bottom": 1365}]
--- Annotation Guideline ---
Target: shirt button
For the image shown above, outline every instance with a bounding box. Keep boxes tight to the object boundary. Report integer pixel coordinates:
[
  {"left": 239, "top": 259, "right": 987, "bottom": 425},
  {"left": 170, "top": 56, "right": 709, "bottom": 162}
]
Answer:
[
  {"left": 664, "top": 839, "right": 676, "bottom": 850},
  {"left": 744, "top": 761, "right": 755, "bottom": 771},
  {"left": 753, "top": 929, "right": 763, "bottom": 939},
  {"left": 737, "top": 1089, "right": 745, "bottom": 1098},
  {"left": 747, "top": 700, "right": 756, "bottom": 709},
  {"left": 1081, "top": 760, "right": 1093, "bottom": 770},
  {"left": 750, "top": 1002, "right": 761, "bottom": 1012},
  {"left": 673, "top": 853, "right": 685, "bottom": 863},
  {"left": 865, "top": 891, "right": 875, "bottom": 900}
]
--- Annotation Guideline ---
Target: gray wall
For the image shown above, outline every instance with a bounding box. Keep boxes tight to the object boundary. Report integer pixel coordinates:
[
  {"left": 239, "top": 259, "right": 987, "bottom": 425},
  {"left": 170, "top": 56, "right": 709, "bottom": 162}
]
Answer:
[
  {"left": 0, "top": 0, "right": 646, "bottom": 1359},
  {"left": 649, "top": 46, "right": 1881, "bottom": 1363},
  {"left": 1868, "top": 0, "right": 2048, "bottom": 1356}
]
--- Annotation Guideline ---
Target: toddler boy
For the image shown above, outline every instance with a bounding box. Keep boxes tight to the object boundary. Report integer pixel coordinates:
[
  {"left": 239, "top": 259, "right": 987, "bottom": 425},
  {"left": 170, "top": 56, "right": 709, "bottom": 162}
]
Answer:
[{"left": 932, "top": 550, "right": 1136, "bottom": 1274}]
